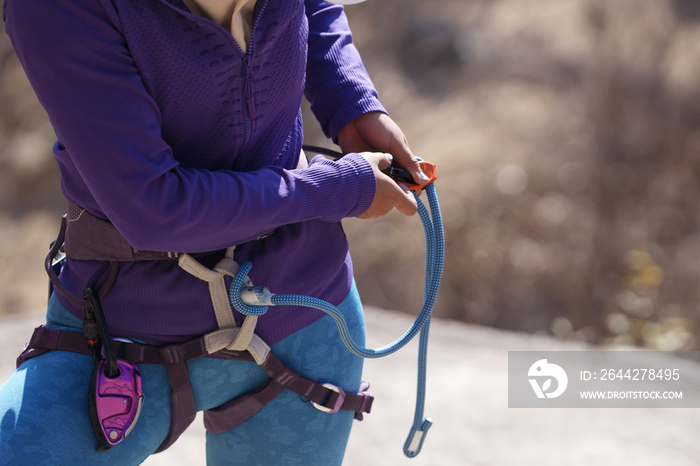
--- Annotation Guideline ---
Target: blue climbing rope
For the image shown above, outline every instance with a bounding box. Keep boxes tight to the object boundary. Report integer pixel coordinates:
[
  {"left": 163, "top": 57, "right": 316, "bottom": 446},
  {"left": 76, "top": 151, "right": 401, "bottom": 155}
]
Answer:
[{"left": 228, "top": 182, "right": 444, "bottom": 458}]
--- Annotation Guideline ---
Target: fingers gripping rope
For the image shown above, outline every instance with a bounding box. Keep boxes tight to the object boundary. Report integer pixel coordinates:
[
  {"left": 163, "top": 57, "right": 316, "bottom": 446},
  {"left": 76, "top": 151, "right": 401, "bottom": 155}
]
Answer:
[{"left": 228, "top": 183, "right": 444, "bottom": 458}]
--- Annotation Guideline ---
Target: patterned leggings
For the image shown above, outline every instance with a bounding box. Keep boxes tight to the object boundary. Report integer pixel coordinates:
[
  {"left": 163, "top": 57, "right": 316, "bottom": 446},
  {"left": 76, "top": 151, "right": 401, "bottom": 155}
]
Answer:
[{"left": 0, "top": 283, "right": 366, "bottom": 465}]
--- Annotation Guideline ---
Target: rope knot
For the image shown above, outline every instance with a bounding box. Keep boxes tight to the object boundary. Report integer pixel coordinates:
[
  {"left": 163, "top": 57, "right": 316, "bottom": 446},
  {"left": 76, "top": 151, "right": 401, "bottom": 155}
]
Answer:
[{"left": 228, "top": 261, "right": 268, "bottom": 316}]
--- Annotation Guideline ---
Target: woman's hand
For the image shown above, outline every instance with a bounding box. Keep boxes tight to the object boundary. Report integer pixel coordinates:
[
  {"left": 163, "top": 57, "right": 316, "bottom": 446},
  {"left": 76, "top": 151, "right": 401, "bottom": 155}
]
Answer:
[
  {"left": 356, "top": 152, "right": 417, "bottom": 219},
  {"left": 338, "top": 112, "right": 429, "bottom": 218},
  {"left": 338, "top": 112, "right": 430, "bottom": 184}
]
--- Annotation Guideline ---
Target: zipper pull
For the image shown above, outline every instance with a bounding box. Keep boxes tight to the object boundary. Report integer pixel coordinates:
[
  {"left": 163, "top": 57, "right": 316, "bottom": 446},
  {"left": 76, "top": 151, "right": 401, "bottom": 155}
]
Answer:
[{"left": 244, "top": 56, "right": 257, "bottom": 119}]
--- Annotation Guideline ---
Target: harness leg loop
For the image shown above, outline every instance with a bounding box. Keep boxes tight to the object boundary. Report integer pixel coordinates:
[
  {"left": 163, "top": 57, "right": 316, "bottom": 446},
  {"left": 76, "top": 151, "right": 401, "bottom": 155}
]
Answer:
[{"left": 155, "top": 345, "right": 197, "bottom": 453}]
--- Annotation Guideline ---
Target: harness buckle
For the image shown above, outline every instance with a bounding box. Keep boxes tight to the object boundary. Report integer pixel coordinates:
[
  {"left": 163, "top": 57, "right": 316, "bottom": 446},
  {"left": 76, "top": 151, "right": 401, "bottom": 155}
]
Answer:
[{"left": 311, "top": 383, "right": 346, "bottom": 414}]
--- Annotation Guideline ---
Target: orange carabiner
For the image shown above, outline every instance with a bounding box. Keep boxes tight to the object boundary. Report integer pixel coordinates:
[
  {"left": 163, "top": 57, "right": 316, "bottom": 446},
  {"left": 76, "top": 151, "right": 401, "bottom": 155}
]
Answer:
[{"left": 382, "top": 161, "right": 438, "bottom": 192}]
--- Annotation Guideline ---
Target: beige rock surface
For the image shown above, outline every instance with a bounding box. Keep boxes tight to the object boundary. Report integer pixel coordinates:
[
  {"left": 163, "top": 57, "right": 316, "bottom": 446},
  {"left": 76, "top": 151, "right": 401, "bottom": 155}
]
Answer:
[{"left": 1, "top": 307, "right": 698, "bottom": 465}]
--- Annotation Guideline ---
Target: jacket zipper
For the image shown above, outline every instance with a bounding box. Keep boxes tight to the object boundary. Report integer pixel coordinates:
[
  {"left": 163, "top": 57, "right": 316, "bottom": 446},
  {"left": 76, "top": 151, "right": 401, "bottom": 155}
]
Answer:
[
  {"left": 241, "top": 0, "right": 270, "bottom": 147},
  {"left": 156, "top": 0, "right": 270, "bottom": 148},
  {"left": 244, "top": 56, "right": 256, "bottom": 120}
]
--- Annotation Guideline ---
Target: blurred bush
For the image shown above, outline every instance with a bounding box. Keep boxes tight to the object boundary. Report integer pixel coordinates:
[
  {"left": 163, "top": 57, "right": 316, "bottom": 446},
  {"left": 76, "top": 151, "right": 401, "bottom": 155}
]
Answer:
[{"left": 3, "top": 0, "right": 700, "bottom": 350}]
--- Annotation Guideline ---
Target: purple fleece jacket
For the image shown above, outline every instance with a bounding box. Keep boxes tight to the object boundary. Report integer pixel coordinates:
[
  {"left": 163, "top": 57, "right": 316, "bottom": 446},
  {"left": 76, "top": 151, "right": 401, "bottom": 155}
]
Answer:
[{"left": 3, "top": 0, "right": 385, "bottom": 345}]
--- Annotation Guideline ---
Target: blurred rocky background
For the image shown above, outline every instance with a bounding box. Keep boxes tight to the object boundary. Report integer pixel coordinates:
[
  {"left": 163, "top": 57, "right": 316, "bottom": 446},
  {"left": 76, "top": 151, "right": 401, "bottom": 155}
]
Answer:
[{"left": 3, "top": 0, "right": 700, "bottom": 351}]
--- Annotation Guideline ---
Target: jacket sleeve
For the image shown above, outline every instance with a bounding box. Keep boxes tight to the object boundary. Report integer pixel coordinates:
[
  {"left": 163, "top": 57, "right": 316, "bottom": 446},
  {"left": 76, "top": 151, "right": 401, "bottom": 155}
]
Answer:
[
  {"left": 304, "top": 0, "right": 387, "bottom": 140},
  {"left": 3, "top": 0, "right": 376, "bottom": 253}
]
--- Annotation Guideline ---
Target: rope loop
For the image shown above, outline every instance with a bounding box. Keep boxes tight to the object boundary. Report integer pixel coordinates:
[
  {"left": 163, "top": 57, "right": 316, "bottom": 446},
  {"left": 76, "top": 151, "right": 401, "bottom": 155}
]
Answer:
[{"left": 228, "top": 261, "right": 269, "bottom": 316}]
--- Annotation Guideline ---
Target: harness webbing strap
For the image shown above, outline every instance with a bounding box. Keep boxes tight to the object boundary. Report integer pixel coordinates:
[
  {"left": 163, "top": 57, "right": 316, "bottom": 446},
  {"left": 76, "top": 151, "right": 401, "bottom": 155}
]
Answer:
[
  {"left": 213, "top": 252, "right": 260, "bottom": 352},
  {"left": 202, "top": 327, "right": 270, "bottom": 365},
  {"left": 203, "top": 364, "right": 296, "bottom": 433},
  {"left": 159, "top": 345, "right": 197, "bottom": 453},
  {"left": 177, "top": 248, "right": 262, "bottom": 355},
  {"left": 204, "top": 350, "right": 373, "bottom": 433},
  {"left": 228, "top": 314, "right": 259, "bottom": 352},
  {"left": 178, "top": 248, "right": 239, "bottom": 329}
]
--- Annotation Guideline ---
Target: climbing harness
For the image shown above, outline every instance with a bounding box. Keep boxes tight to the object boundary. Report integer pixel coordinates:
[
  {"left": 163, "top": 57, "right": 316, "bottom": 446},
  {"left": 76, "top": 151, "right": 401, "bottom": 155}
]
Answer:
[{"left": 18, "top": 146, "right": 443, "bottom": 458}]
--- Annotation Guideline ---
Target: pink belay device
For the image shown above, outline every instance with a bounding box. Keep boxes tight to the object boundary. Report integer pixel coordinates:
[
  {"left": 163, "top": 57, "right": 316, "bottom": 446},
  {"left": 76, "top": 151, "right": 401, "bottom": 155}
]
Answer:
[
  {"left": 88, "top": 358, "right": 144, "bottom": 451},
  {"left": 83, "top": 287, "right": 145, "bottom": 452}
]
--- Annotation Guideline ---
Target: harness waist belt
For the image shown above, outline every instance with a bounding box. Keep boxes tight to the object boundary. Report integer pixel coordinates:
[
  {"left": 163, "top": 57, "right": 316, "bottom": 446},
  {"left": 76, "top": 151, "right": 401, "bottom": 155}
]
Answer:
[{"left": 64, "top": 203, "right": 201, "bottom": 262}]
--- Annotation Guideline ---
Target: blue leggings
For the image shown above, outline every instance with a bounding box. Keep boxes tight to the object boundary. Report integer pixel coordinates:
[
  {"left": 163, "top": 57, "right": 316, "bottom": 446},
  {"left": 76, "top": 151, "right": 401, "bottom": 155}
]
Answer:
[{"left": 0, "top": 283, "right": 366, "bottom": 465}]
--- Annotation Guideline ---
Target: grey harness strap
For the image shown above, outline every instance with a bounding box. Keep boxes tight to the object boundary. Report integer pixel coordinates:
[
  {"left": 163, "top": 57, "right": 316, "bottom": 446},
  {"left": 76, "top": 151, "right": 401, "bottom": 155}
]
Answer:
[
  {"left": 64, "top": 202, "right": 188, "bottom": 262},
  {"left": 177, "top": 248, "right": 267, "bottom": 360}
]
